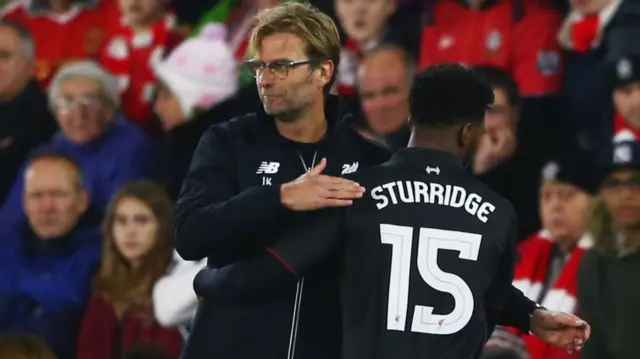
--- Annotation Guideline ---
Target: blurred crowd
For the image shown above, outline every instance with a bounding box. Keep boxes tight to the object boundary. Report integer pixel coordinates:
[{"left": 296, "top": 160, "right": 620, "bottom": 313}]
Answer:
[{"left": 0, "top": 0, "right": 639, "bottom": 358}]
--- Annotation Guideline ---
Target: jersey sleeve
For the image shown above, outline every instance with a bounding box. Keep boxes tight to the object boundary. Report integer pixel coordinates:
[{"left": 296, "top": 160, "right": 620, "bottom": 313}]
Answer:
[
  {"left": 485, "top": 207, "right": 518, "bottom": 312},
  {"left": 511, "top": 9, "right": 563, "bottom": 96},
  {"left": 193, "top": 209, "right": 345, "bottom": 302}
]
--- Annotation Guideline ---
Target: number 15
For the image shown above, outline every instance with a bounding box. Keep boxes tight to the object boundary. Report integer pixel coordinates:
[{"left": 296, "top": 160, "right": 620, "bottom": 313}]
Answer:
[{"left": 380, "top": 224, "right": 482, "bottom": 335}]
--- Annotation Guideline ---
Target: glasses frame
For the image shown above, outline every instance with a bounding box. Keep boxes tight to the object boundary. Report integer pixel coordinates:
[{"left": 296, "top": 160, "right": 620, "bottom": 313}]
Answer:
[{"left": 245, "top": 59, "right": 316, "bottom": 79}]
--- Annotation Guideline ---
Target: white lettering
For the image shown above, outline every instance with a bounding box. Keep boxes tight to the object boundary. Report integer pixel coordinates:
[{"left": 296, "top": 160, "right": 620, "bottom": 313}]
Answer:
[{"left": 370, "top": 181, "right": 496, "bottom": 223}]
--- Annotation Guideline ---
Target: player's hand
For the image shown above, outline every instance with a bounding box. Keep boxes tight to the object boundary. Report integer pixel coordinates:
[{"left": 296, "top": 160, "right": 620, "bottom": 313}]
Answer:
[
  {"left": 530, "top": 309, "right": 591, "bottom": 353},
  {"left": 280, "top": 158, "right": 365, "bottom": 211}
]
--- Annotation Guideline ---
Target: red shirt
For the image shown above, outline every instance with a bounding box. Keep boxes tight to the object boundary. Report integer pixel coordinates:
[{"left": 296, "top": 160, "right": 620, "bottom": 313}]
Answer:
[
  {"left": 100, "top": 14, "right": 185, "bottom": 134},
  {"left": 419, "top": 0, "right": 563, "bottom": 96},
  {"left": 77, "top": 295, "right": 183, "bottom": 359},
  {"left": 1, "top": 0, "right": 120, "bottom": 87}
]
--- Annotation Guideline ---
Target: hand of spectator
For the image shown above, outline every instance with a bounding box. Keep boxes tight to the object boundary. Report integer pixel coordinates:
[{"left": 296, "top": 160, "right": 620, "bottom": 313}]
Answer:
[
  {"left": 530, "top": 309, "right": 590, "bottom": 353},
  {"left": 474, "top": 128, "right": 516, "bottom": 174},
  {"left": 280, "top": 158, "right": 365, "bottom": 211}
]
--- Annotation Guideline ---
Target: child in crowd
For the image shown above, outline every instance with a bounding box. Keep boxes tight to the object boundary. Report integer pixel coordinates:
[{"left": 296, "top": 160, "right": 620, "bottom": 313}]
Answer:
[
  {"left": 150, "top": 23, "right": 238, "bottom": 328},
  {"left": 152, "top": 22, "right": 240, "bottom": 200},
  {"left": 76, "top": 181, "right": 182, "bottom": 359},
  {"left": 101, "top": 0, "right": 186, "bottom": 134}
]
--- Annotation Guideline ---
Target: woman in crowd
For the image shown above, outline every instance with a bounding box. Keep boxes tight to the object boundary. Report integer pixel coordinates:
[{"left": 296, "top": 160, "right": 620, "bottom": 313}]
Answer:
[{"left": 76, "top": 181, "right": 182, "bottom": 359}]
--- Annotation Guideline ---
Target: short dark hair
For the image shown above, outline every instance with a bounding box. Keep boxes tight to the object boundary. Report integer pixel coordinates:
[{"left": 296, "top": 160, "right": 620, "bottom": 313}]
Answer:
[
  {"left": 27, "top": 149, "right": 84, "bottom": 189},
  {"left": 410, "top": 63, "right": 494, "bottom": 127},
  {"left": 473, "top": 65, "right": 521, "bottom": 107}
]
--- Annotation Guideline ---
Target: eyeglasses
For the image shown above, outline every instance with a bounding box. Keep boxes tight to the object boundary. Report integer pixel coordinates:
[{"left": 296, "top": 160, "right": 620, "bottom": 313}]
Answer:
[
  {"left": 245, "top": 59, "right": 315, "bottom": 79},
  {"left": 54, "top": 95, "right": 102, "bottom": 111},
  {"left": 601, "top": 175, "right": 640, "bottom": 189}
]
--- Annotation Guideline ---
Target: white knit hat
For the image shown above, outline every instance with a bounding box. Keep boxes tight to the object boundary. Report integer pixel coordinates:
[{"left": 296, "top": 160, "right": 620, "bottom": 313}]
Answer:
[{"left": 154, "top": 23, "right": 238, "bottom": 119}]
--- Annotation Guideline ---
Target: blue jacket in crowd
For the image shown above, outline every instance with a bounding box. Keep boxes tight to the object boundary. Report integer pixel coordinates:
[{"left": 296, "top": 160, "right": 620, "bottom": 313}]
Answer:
[
  {"left": 0, "top": 209, "right": 102, "bottom": 359},
  {"left": 0, "top": 115, "right": 159, "bottom": 225}
]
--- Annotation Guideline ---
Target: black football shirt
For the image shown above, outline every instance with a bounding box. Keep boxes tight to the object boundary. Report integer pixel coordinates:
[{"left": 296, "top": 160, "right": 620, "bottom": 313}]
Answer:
[{"left": 335, "top": 147, "right": 517, "bottom": 359}]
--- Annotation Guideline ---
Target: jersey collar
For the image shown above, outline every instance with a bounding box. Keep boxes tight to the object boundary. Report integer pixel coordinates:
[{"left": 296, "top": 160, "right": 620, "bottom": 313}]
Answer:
[{"left": 390, "top": 147, "right": 465, "bottom": 172}]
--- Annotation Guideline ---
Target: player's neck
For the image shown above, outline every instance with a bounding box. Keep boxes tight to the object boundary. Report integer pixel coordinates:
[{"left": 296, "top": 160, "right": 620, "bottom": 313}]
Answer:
[
  {"left": 275, "top": 100, "right": 328, "bottom": 143},
  {"left": 407, "top": 131, "right": 462, "bottom": 158}
]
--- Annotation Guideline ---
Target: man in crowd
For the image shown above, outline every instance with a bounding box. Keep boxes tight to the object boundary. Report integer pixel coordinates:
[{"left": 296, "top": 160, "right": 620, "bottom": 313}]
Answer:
[
  {"left": 0, "top": 0, "right": 119, "bottom": 86},
  {"left": 579, "top": 140, "right": 640, "bottom": 359},
  {"left": 0, "top": 60, "right": 159, "bottom": 226},
  {"left": 560, "top": 0, "right": 640, "bottom": 148},
  {"left": 177, "top": 3, "right": 590, "bottom": 359},
  {"left": 0, "top": 151, "right": 102, "bottom": 359},
  {"left": 0, "top": 20, "right": 57, "bottom": 204}
]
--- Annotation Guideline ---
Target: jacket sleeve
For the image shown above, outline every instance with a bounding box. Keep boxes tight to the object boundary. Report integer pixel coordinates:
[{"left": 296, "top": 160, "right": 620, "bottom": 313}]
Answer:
[
  {"left": 16, "top": 242, "right": 100, "bottom": 308},
  {"left": 174, "top": 126, "right": 292, "bottom": 261},
  {"left": 194, "top": 209, "right": 344, "bottom": 302},
  {"left": 5, "top": 294, "right": 85, "bottom": 359},
  {"left": 152, "top": 252, "right": 207, "bottom": 327}
]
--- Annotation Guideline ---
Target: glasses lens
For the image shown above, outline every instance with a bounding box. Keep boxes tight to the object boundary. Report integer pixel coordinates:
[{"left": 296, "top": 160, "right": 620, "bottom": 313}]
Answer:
[{"left": 245, "top": 61, "right": 264, "bottom": 77}]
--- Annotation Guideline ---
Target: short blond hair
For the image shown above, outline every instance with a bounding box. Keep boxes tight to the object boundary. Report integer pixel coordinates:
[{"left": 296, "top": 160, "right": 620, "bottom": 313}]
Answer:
[{"left": 247, "top": 1, "right": 341, "bottom": 90}]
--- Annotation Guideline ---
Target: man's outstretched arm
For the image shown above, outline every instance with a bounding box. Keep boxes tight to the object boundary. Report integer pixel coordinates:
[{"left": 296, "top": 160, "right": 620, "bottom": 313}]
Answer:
[{"left": 194, "top": 210, "right": 344, "bottom": 302}]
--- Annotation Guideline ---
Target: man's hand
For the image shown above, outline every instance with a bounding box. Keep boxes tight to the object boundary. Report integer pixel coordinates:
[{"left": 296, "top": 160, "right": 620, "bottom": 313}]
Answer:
[
  {"left": 530, "top": 309, "right": 591, "bottom": 353},
  {"left": 280, "top": 158, "right": 365, "bottom": 211},
  {"left": 473, "top": 128, "right": 516, "bottom": 174}
]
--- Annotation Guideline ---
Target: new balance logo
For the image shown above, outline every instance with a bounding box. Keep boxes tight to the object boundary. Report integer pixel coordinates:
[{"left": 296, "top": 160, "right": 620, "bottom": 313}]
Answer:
[
  {"left": 426, "top": 166, "right": 440, "bottom": 175},
  {"left": 341, "top": 162, "right": 359, "bottom": 175},
  {"left": 256, "top": 162, "right": 280, "bottom": 174}
]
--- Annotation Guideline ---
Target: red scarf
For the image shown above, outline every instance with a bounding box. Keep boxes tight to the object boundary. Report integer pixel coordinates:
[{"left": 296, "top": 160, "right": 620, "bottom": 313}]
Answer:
[
  {"left": 100, "top": 13, "right": 178, "bottom": 133},
  {"left": 613, "top": 112, "right": 640, "bottom": 143},
  {"left": 511, "top": 230, "right": 591, "bottom": 359},
  {"left": 337, "top": 38, "right": 362, "bottom": 97},
  {"left": 571, "top": 15, "right": 599, "bottom": 53}
]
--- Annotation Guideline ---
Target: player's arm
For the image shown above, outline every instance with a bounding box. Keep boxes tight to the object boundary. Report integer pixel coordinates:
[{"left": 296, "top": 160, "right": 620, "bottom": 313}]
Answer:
[
  {"left": 485, "top": 207, "right": 539, "bottom": 333},
  {"left": 174, "top": 126, "right": 293, "bottom": 261},
  {"left": 194, "top": 209, "right": 345, "bottom": 302}
]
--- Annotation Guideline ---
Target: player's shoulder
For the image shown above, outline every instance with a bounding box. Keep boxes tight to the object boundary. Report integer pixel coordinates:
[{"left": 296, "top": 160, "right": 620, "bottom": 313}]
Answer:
[{"left": 468, "top": 176, "right": 517, "bottom": 224}]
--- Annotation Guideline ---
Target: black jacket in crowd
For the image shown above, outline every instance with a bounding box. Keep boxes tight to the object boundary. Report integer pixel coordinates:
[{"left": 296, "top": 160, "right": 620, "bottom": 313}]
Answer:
[{"left": 175, "top": 97, "right": 539, "bottom": 359}]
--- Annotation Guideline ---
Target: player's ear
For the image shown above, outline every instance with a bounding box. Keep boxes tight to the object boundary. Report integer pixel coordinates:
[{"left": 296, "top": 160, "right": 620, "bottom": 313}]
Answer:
[{"left": 458, "top": 123, "right": 473, "bottom": 148}]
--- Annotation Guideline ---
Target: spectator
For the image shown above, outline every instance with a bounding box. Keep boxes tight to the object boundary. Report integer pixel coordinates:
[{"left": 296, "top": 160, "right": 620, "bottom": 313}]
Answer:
[
  {"left": 100, "top": 0, "right": 186, "bottom": 134},
  {"left": 506, "top": 152, "right": 597, "bottom": 359},
  {"left": 0, "top": 60, "right": 159, "bottom": 226},
  {"left": 419, "top": 0, "right": 566, "bottom": 159},
  {"left": 151, "top": 23, "right": 242, "bottom": 330},
  {"left": 604, "top": 26, "right": 640, "bottom": 143},
  {"left": 560, "top": 0, "right": 640, "bottom": 149},
  {"left": 77, "top": 181, "right": 182, "bottom": 359},
  {"left": 0, "top": 20, "right": 57, "bottom": 204},
  {"left": 579, "top": 140, "right": 640, "bottom": 359},
  {"left": 0, "top": 332, "right": 57, "bottom": 359},
  {"left": 335, "top": 0, "right": 420, "bottom": 96},
  {"left": 355, "top": 44, "right": 412, "bottom": 150},
  {"left": 0, "top": 151, "right": 102, "bottom": 359},
  {"left": 0, "top": 0, "right": 120, "bottom": 87},
  {"left": 152, "top": 22, "right": 238, "bottom": 199},
  {"left": 473, "top": 66, "right": 540, "bottom": 238}
]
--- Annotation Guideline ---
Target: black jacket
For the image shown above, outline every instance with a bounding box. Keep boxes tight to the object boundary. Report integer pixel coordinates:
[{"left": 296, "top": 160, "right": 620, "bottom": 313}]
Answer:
[{"left": 175, "top": 97, "right": 389, "bottom": 359}]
